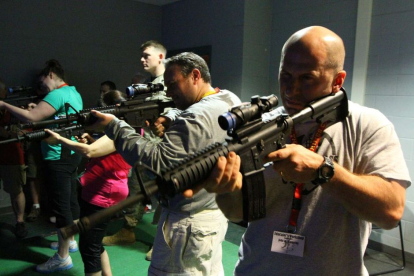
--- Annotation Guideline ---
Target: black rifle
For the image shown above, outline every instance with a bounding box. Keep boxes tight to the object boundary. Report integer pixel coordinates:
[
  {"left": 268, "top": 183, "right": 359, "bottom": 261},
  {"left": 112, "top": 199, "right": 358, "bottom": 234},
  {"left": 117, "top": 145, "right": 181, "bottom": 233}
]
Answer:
[
  {"left": 0, "top": 124, "right": 84, "bottom": 145},
  {"left": 60, "top": 89, "right": 349, "bottom": 238},
  {"left": 2, "top": 85, "right": 173, "bottom": 145},
  {"left": 1, "top": 99, "right": 174, "bottom": 146},
  {"left": 3, "top": 86, "right": 41, "bottom": 108},
  {"left": 21, "top": 95, "right": 174, "bottom": 130},
  {"left": 4, "top": 95, "right": 40, "bottom": 108}
]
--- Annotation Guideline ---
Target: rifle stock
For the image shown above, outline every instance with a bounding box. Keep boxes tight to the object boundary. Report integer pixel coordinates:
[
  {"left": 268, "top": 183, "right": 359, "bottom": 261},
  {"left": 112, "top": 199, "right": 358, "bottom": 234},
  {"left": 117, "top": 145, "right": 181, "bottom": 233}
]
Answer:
[{"left": 60, "top": 90, "right": 349, "bottom": 238}]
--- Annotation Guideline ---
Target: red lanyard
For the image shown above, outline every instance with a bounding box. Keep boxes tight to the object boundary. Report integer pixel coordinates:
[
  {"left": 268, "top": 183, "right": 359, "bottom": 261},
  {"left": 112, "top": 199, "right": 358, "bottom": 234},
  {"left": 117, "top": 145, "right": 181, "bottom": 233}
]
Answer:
[
  {"left": 57, "top": 83, "right": 68, "bottom": 89},
  {"left": 287, "top": 122, "right": 327, "bottom": 232}
]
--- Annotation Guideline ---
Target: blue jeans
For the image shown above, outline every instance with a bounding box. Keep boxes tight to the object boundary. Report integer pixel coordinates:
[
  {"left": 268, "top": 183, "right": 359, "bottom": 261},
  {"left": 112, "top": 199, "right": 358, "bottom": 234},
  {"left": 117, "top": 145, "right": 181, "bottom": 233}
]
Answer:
[{"left": 44, "top": 153, "right": 81, "bottom": 228}]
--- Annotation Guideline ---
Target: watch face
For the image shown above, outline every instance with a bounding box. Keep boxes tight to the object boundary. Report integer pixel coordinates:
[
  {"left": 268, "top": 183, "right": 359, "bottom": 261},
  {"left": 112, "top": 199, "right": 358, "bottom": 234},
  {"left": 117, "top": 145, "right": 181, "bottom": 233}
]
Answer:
[
  {"left": 312, "top": 157, "right": 335, "bottom": 185},
  {"left": 321, "top": 165, "right": 334, "bottom": 178}
]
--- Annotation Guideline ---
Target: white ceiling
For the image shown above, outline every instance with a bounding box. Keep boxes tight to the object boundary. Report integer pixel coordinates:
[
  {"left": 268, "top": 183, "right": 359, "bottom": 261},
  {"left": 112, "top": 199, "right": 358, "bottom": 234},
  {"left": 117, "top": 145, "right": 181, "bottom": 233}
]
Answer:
[{"left": 133, "top": 0, "right": 181, "bottom": 6}]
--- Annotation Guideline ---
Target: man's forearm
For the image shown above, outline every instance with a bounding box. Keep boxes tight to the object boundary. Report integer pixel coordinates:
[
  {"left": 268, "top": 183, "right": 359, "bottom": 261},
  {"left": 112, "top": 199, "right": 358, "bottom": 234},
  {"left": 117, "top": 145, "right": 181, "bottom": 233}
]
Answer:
[
  {"left": 105, "top": 118, "right": 155, "bottom": 167},
  {"left": 322, "top": 164, "right": 406, "bottom": 229}
]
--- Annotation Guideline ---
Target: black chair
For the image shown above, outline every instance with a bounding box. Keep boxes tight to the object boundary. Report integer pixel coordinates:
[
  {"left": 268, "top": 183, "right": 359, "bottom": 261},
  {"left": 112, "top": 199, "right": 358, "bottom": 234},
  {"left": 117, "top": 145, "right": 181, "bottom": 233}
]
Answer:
[{"left": 369, "top": 221, "right": 405, "bottom": 276}]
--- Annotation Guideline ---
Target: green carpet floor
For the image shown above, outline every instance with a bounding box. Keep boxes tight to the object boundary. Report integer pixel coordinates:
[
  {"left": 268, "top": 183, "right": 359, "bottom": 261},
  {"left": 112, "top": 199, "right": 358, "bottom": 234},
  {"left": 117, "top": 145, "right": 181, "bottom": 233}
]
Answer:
[
  {"left": 0, "top": 210, "right": 243, "bottom": 275},
  {"left": 1, "top": 208, "right": 412, "bottom": 275}
]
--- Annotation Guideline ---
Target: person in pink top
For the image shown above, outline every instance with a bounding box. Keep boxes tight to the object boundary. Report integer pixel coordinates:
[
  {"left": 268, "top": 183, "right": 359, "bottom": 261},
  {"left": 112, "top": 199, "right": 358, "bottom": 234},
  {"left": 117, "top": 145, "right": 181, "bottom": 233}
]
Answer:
[
  {"left": 80, "top": 151, "right": 129, "bottom": 208},
  {"left": 44, "top": 90, "right": 131, "bottom": 276}
]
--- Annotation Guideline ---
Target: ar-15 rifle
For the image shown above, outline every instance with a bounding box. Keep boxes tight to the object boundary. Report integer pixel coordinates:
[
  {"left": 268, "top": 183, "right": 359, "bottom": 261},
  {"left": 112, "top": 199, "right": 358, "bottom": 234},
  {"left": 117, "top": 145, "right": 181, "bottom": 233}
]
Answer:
[
  {"left": 60, "top": 89, "right": 349, "bottom": 239},
  {"left": 3, "top": 86, "right": 41, "bottom": 108},
  {"left": 4, "top": 95, "right": 40, "bottom": 108},
  {"left": 1, "top": 83, "right": 173, "bottom": 145},
  {"left": 0, "top": 125, "right": 84, "bottom": 145},
  {"left": 21, "top": 84, "right": 172, "bottom": 130}
]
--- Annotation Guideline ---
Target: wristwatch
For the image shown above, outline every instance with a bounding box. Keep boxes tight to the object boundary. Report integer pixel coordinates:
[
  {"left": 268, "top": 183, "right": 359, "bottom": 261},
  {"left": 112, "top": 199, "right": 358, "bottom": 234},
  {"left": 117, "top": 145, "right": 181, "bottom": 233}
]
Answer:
[{"left": 312, "top": 156, "right": 335, "bottom": 185}]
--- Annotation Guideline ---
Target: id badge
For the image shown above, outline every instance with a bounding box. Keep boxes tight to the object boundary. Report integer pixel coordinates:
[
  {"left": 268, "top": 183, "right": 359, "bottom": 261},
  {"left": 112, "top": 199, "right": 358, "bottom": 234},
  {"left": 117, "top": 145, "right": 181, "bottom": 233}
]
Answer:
[{"left": 271, "top": 231, "right": 305, "bottom": 257}]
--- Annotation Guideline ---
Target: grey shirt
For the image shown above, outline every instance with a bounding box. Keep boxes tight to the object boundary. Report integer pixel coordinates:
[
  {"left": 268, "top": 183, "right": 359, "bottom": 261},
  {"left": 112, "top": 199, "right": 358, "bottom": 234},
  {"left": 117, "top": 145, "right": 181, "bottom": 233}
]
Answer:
[
  {"left": 235, "top": 101, "right": 411, "bottom": 276},
  {"left": 105, "top": 89, "right": 241, "bottom": 213}
]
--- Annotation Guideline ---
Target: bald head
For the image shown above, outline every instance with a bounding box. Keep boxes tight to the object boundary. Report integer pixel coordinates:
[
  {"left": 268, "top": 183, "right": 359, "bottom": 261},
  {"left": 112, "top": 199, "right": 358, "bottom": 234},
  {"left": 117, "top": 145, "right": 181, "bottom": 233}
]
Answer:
[
  {"left": 278, "top": 26, "right": 347, "bottom": 115},
  {"left": 282, "top": 26, "right": 345, "bottom": 73}
]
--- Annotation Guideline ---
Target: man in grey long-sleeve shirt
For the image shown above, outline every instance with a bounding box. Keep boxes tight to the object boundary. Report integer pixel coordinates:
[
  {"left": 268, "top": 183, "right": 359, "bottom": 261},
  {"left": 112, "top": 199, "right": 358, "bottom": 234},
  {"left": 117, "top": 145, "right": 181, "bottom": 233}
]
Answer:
[{"left": 90, "top": 52, "right": 241, "bottom": 276}]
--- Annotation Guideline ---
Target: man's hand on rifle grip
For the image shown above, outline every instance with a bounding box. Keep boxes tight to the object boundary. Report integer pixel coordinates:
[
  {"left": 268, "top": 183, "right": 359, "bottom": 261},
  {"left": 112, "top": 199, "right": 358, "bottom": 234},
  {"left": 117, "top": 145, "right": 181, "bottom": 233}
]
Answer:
[
  {"left": 151, "top": 116, "right": 170, "bottom": 138},
  {"left": 75, "top": 133, "right": 95, "bottom": 144},
  {"left": 264, "top": 144, "right": 324, "bottom": 183}
]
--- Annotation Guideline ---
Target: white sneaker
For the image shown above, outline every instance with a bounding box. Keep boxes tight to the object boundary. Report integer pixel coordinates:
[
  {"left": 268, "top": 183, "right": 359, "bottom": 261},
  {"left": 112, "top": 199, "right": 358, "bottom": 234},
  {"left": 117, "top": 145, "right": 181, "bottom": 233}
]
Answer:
[
  {"left": 36, "top": 252, "right": 73, "bottom": 273},
  {"left": 146, "top": 246, "right": 153, "bottom": 261},
  {"left": 50, "top": 240, "right": 78, "bottom": 253}
]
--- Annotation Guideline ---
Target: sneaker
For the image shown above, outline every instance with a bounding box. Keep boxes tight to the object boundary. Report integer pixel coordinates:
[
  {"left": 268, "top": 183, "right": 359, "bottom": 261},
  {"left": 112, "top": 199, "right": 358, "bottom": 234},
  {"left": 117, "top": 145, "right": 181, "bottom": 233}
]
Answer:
[
  {"left": 15, "top": 222, "right": 28, "bottom": 239},
  {"left": 145, "top": 246, "right": 153, "bottom": 261},
  {"left": 26, "top": 206, "right": 41, "bottom": 222},
  {"left": 102, "top": 228, "right": 135, "bottom": 246},
  {"left": 36, "top": 253, "right": 73, "bottom": 273},
  {"left": 50, "top": 240, "right": 79, "bottom": 253},
  {"left": 145, "top": 204, "right": 154, "bottom": 213}
]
